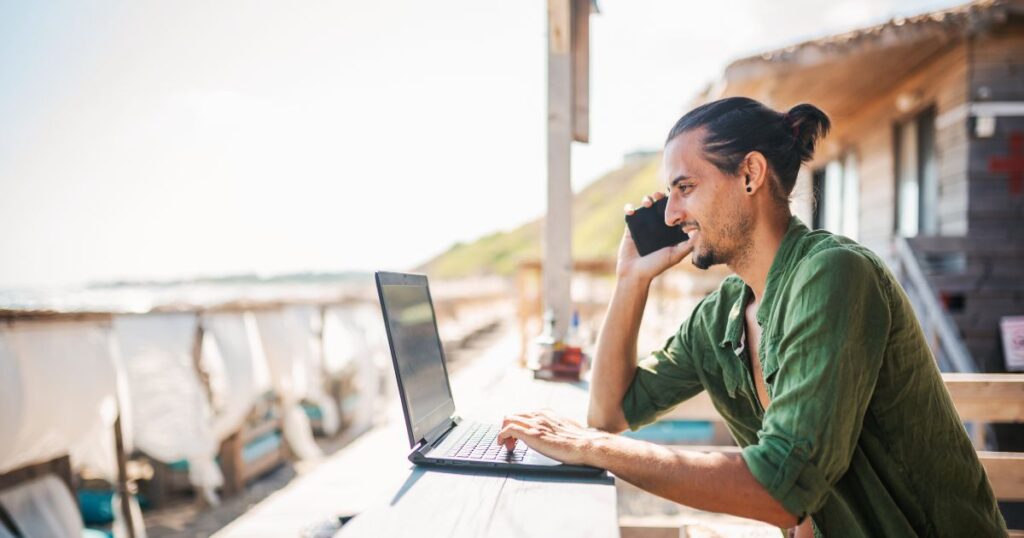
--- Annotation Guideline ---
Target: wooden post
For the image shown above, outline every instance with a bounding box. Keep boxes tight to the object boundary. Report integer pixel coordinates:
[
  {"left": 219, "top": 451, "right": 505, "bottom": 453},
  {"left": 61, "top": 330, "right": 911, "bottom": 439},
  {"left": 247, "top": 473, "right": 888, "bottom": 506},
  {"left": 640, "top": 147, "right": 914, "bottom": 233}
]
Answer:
[
  {"left": 545, "top": 0, "right": 575, "bottom": 340},
  {"left": 571, "top": 0, "right": 591, "bottom": 144},
  {"left": 114, "top": 415, "right": 137, "bottom": 538},
  {"left": 218, "top": 431, "right": 244, "bottom": 497},
  {"left": 191, "top": 322, "right": 214, "bottom": 405}
]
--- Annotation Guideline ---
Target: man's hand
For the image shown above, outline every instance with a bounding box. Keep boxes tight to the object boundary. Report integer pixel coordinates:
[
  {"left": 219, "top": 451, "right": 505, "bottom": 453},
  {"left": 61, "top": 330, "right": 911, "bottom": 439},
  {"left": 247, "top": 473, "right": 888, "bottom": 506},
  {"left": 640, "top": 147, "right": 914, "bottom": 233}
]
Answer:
[
  {"left": 619, "top": 191, "right": 693, "bottom": 282},
  {"left": 495, "top": 409, "right": 609, "bottom": 466},
  {"left": 497, "top": 409, "right": 799, "bottom": 528}
]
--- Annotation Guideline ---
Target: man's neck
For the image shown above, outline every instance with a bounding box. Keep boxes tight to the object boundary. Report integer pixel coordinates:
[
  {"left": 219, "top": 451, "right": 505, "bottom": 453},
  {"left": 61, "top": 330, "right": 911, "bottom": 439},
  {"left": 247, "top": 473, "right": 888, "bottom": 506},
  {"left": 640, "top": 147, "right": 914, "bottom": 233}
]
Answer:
[{"left": 729, "top": 211, "right": 791, "bottom": 306}]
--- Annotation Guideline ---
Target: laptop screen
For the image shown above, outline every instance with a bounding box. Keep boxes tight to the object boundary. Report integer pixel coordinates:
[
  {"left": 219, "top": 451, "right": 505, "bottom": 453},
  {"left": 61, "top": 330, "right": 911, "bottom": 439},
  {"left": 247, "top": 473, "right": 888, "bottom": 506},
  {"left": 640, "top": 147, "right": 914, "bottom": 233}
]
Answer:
[{"left": 377, "top": 273, "right": 456, "bottom": 446}]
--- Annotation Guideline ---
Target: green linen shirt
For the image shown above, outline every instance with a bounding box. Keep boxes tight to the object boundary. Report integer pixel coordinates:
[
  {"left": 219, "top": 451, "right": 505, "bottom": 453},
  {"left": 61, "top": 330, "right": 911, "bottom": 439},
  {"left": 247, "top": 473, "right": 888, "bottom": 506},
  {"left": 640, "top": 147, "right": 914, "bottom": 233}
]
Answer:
[{"left": 622, "top": 216, "right": 1006, "bottom": 536}]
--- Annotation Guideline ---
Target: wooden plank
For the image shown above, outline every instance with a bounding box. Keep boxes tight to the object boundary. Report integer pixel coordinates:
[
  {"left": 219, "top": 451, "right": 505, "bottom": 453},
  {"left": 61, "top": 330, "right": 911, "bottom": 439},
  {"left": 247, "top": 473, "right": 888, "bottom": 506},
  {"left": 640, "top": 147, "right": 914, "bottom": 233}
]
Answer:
[
  {"left": 979, "top": 451, "right": 1024, "bottom": 501},
  {"left": 488, "top": 474, "right": 617, "bottom": 538},
  {"left": 114, "top": 415, "right": 137, "bottom": 538},
  {"left": 0, "top": 455, "right": 73, "bottom": 494},
  {"left": 571, "top": 0, "right": 590, "bottom": 143},
  {"left": 942, "top": 373, "right": 1024, "bottom": 423},
  {"left": 618, "top": 517, "right": 683, "bottom": 538},
  {"left": 241, "top": 416, "right": 282, "bottom": 446},
  {"left": 336, "top": 364, "right": 617, "bottom": 537},
  {"left": 241, "top": 448, "right": 285, "bottom": 485},
  {"left": 338, "top": 468, "right": 508, "bottom": 537},
  {"left": 218, "top": 432, "right": 245, "bottom": 497},
  {"left": 0, "top": 311, "right": 114, "bottom": 323},
  {"left": 216, "top": 332, "right": 618, "bottom": 538}
]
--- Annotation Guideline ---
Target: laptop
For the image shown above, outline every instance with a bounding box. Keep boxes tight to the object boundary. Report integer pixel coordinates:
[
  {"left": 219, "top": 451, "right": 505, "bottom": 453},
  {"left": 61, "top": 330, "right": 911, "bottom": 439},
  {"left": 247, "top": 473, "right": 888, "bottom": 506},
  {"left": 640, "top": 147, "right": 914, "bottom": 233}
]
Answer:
[{"left": 375, "top": 271, "right": 605, "bottom": 476}]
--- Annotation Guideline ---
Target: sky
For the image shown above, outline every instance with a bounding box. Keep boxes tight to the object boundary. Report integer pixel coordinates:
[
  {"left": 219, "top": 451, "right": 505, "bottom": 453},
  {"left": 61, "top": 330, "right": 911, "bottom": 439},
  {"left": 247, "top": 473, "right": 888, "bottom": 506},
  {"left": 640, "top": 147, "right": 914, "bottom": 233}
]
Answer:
[{"left": 0, "top": 0, "right": 963, "bottom": 288}]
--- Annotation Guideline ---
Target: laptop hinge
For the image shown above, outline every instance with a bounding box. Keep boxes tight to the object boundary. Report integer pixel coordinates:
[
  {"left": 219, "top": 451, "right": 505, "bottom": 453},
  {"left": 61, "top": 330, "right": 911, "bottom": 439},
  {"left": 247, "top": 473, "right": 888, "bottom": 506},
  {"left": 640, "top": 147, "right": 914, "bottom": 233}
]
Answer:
[{"left": 422, "top": 416, "right": 461, "bottom": 448}]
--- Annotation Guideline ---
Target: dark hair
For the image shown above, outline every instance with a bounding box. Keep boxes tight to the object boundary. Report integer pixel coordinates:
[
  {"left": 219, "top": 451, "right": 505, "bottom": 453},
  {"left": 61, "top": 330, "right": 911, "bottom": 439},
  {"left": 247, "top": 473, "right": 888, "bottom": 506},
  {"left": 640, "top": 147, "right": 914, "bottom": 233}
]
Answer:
[{"left": 665, "top": 97, "right": 830, "bottom": 203}]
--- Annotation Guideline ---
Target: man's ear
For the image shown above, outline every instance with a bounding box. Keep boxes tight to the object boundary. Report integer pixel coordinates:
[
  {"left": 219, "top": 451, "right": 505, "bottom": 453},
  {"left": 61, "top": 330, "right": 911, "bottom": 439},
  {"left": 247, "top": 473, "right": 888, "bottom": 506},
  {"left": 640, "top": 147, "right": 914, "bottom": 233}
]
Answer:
[{"left": 742, "top": 152, "right": 769, "bottom": 194}]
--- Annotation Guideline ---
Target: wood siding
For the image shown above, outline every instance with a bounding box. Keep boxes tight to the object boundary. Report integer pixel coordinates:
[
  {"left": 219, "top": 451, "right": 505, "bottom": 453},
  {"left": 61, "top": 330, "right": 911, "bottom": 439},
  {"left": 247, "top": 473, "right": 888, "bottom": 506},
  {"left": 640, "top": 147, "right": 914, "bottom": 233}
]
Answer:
[
  {"left": 964, "top": 20, "right": 1024, "bottom": 371},
  {"left": 798, "top": 43, "right": 971, "bottom": 261},
  {"left": 721, "top": 17, "right": 1023, "bottom": 374}
]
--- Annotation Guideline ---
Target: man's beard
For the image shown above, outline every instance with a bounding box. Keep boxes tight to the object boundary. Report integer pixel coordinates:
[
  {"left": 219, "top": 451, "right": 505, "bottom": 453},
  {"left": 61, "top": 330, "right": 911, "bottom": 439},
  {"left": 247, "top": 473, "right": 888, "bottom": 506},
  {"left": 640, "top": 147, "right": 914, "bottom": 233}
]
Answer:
[
  {"left": 690, "top": 216, "right": 752, "bottom": 270},
  {"left": 688, "top": 224, "right": 753, "bottom": 270},
  {"left": 692, "top": 247, "right": 720, "bottom": 270}
]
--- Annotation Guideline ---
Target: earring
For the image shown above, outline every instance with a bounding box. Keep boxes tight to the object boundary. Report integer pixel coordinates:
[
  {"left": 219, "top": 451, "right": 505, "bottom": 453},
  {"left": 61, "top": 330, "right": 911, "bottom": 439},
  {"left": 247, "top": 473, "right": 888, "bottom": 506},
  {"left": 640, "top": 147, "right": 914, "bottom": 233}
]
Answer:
[{"left": 746, "top": 187, "right": 752, "bottom": 193}]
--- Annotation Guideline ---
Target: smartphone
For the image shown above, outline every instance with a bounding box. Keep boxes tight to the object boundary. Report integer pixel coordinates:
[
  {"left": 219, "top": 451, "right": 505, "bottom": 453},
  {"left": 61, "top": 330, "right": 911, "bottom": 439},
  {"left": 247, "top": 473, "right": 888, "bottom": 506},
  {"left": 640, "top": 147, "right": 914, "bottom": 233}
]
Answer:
[{"left": 624, "top": 196, "right": 689, "bottom": 256}]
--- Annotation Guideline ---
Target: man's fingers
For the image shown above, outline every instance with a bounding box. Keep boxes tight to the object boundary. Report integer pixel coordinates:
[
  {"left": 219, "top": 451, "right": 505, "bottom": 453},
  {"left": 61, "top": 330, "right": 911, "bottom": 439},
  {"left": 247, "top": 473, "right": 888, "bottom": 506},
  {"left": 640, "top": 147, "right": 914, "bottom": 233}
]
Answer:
[
  {"left": 623, "top": 203, "right": 635, "bottom": 216},
  {"left": 534, "top": 409, "right": 581, "bottom": 429},
  {"left": 514, "top": 415, "right": 551, "bottom": 433},
  {"left": 642, "top": 191, "right": 667, "bottom": 208},
  {"left": 496, "top": 423, "right": 537, "bottom": 450},
  {"left": 668, "top": 236, "right": 695, "bottom": 263},
  {"left": 499, "top": 416, "right": 544, "bottom": 449}
]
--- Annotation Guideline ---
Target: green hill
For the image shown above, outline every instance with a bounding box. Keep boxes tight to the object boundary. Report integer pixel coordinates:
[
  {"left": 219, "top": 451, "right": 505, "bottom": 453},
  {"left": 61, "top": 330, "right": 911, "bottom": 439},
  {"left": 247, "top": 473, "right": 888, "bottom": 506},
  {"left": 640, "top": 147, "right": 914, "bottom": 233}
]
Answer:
[{"left": 419, "top": 155, "right": 663, "bottom": 278}]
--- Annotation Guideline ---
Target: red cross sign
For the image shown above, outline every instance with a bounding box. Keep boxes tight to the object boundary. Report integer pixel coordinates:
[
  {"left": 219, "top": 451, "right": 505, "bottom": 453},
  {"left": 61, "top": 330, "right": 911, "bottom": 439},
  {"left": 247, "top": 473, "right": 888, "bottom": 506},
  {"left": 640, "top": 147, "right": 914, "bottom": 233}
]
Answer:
[{"left": 989, "top": 131, "right": 1024, "bottom": 195}]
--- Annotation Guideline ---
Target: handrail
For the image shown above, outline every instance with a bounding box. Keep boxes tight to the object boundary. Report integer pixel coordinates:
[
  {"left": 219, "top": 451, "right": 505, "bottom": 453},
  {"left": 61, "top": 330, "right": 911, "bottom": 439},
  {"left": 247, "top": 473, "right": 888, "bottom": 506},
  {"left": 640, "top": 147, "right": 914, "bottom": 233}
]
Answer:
[{"left": 892, "top": 236, "right": 975, "bottom": 373}]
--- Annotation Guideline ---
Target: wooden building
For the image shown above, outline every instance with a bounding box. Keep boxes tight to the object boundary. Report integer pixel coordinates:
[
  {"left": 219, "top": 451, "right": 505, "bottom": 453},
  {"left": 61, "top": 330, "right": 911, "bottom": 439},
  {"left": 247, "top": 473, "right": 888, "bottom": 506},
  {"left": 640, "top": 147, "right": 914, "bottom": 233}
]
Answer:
[{"left": 699, "top": 0, "right": 1024, "bottom": 376}]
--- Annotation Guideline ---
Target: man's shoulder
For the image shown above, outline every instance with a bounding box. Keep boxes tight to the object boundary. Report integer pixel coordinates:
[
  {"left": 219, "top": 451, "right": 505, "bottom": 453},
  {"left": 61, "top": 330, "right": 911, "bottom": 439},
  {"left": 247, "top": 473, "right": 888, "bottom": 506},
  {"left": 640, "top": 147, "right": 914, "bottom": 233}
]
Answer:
[{"left": 790, "top": 232, "right": 892, "bottom": 295}]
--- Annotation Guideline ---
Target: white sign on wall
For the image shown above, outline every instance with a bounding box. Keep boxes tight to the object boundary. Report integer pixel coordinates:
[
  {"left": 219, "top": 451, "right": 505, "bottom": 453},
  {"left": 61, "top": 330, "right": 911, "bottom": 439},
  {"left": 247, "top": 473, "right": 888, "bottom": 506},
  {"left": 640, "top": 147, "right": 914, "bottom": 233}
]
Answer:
[{"left": 1001, "top": 316, "right": 1024, "bottom": 372}]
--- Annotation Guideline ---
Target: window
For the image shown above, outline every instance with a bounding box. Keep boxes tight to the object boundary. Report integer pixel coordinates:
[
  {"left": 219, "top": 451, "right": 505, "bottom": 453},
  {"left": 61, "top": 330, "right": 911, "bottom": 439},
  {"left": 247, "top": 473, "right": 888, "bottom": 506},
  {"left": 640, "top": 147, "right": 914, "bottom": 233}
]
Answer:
[
  {"left": 841, "top": 152, "right": 860, "bottom": 240},
  {"left": 894, "top": 107, "right": 938, "bottom": 237},
  {"left": 811, "top": 151, "right": 860, "bottom": 239}
]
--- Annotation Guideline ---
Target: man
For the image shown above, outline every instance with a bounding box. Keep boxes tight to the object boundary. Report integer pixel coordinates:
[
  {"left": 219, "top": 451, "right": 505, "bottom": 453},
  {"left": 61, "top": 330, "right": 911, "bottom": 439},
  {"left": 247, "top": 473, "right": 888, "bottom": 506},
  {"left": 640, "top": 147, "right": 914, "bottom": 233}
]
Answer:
[{"left": 496, "top": 97, "right": 1006, "bottom": 536}]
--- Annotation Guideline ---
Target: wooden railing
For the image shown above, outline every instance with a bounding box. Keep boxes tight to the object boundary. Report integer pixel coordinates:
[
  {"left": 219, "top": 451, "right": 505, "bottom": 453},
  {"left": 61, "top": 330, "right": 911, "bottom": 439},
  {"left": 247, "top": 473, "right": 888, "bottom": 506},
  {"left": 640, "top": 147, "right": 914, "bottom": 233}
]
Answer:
[
  {"left": 946, "top": 373, "right": 1024, "bottom": 502},
  {"left": 892, "top": 236, "right": 975, "bottom": 373}
]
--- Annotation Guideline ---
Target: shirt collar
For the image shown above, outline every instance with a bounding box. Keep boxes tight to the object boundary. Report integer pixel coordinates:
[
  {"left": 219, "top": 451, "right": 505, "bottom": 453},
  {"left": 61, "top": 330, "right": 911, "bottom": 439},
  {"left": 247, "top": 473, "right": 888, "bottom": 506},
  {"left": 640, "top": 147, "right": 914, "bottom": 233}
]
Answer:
[
  {"left": 718, "top": 216, "right": 809, "bottom": 350},
  {"left": 757, "top": 216, "right": 809, "bottom": 325},
  {"left": 720, "top": 283, "right": 751, "bottom": 350}
]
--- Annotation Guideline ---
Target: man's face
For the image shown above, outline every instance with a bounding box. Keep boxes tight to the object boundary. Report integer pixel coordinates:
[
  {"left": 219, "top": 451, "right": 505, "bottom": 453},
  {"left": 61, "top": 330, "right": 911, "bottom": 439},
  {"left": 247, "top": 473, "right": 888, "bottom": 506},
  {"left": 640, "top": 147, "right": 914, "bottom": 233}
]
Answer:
[{"left": 662, "top": 129, "right": 753, "bottom": 270}]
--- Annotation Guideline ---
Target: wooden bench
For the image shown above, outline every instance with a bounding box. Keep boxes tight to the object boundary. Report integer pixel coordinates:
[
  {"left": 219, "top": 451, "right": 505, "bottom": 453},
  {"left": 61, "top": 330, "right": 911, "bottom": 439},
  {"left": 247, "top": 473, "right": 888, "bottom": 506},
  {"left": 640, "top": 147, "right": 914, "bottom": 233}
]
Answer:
[
  {"left": 0, "top": 456, "right": 74, "bottom": 502},
  {"left": 218, "top": 396, "right": 289, "bottom": 497},
  {"left": 0, "top": 416, "right": 138, "bottom": 538},
  {"left": 944, "top": 373, "right": 1024, "bottom": 505}
]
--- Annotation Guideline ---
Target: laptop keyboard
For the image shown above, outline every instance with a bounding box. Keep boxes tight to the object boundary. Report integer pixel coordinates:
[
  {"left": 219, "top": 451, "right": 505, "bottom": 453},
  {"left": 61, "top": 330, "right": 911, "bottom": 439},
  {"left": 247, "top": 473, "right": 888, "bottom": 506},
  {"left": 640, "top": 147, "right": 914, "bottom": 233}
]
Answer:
[{"left": 447, "top": 422, "right": 527, "bottom": 462}]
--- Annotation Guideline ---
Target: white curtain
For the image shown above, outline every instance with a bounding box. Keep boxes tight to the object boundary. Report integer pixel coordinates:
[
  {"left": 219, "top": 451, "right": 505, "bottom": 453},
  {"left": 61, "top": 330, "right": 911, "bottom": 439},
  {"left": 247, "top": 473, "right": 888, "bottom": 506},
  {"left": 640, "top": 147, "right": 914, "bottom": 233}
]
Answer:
[
  {"left": 322, "top": 304, "right": 388, "bottom": 436},
  {"left": 113, "top": 313, "right": 223, "bottom": 505},
  {"left": 0, "top": 319, "right": 146, "bottom": 537},
  {"left": 284, "top": 305, "right": 340, "bottom": 437},
  {"left": 200, "top": 312, "right": 272, "bottom": 442},
  {"left": 0, "top": 475, "right": 82, "bottom": 538},
  {"left": 0, "top": 320, "right": 118, "bottom": 475},
  {"left": 0, "top": 319, "right": 150, "bottom": 538},
  {"left": 252, "top": 310, "right": 323, "bottom": 460}
]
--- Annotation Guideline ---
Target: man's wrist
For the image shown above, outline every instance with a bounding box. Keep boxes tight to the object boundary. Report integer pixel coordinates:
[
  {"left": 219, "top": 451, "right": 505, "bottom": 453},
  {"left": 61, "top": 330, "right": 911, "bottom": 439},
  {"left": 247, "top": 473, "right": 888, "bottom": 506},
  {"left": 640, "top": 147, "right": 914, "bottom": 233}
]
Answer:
[
  {"left": 583, "top": 430, "right": 620, "bottom": 469},
  {"left": 614, "top": 273, "right": 653, "bottom": 294}
]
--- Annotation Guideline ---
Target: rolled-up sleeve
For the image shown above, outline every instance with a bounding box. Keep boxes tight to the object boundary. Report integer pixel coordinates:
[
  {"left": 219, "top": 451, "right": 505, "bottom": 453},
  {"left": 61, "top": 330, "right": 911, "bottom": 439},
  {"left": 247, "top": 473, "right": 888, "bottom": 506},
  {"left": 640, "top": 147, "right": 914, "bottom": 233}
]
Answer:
[
  {"left": 622, "top": 300, "right": 707, "bottom": 431},
  {"left": 741, "top": 248, "right": 891, "bottom": 519}
]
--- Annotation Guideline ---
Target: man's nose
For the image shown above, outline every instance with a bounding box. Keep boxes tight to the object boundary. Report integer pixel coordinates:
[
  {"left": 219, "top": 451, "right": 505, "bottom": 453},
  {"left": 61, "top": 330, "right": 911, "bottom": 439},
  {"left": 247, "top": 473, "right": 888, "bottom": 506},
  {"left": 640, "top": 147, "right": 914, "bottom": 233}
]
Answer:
[{"left": 665, "top": 196, "right": 686, "bottom": 227}]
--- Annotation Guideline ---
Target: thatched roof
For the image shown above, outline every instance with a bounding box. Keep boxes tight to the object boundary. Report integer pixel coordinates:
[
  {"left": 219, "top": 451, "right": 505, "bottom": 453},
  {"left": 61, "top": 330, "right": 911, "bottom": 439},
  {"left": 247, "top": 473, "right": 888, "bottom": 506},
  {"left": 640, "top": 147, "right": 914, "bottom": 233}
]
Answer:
[
  {"left": 726, "top": 0, "right": 1021, "bottom": 81},
  {"left": 694, "top": 0, "right": 1023, "bottom": 121}
]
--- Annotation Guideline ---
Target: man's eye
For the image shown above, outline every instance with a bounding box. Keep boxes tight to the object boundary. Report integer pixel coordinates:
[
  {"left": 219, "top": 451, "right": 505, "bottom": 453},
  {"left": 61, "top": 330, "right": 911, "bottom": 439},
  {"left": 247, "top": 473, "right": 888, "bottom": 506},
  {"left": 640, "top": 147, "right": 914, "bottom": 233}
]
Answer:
[{"left": 677, "top": 185, "right": 694, "bottom": 194}]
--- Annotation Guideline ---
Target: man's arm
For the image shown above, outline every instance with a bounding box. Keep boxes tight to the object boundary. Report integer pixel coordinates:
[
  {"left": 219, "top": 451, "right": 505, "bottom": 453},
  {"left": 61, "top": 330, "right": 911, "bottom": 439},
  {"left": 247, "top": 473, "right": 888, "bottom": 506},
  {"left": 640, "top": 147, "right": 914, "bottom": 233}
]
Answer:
[
  {"left": 497, "top": 411, "right": 799, "bottom": 528},
  {"left": 589, "top": 193, "right": 694, "bottom": 432},
  {"left": 586, "top": 275, "right": 649, "bottom": 433},
  {"left": 590, "top": 435, "right": 800, "bottom": 528}
]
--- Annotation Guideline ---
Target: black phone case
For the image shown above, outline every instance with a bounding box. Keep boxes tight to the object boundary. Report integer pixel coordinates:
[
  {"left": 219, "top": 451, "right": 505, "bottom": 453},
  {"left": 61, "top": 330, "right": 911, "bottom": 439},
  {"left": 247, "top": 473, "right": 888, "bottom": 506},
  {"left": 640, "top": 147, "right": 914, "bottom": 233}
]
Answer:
[{"left": 624, "top": 197, "right": 689, "bottom": 256}]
